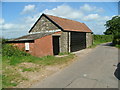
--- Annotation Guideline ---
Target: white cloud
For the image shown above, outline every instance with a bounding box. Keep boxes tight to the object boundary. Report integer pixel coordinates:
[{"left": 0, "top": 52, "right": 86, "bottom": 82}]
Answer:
[
  {"left": 24, "top": 14, "right": 39, "bottom": 24},
  {"left": 1, "top": 18, "right": 31, "bottom": 39},
  {"left": 2, "top": 4, "right": 113, "bottom": 38},
  {"left": 96, "top": 8, "right": 104, "bottom": 13},
  {"left": 80, "top": 4, "right": 96, "bottom": 12},
  {"left": 81, "top": 13, "right": 111, "bottom": 22},
  {"left": 86, "top": 22, "right": 106, "bottom": 35},
  {"left": 2, "top": 23, "right": 29, "bottom": 39},
  {"left": 82, "top": 14, "right": 100, "bottom": 21},
  {"left": 100, "top": 16, "right": 111, "bottom": 21},
  {"left": 2, "top": 23, "right": 15, "bottom": 30},
  {"left": 42, "top": 5, "right": 84, "bottom": 19},
  {"left": 21, "top": 4, "right": 35, "bottom": 14},
  {"left": 80, "top": 4, "right": 104, "bottom": 13},
  {"left": 41, "top": 4, "right": 105, "bottom": 21},
  {"left": 0, "top": 18, "right": 4, "bottom": 24}
]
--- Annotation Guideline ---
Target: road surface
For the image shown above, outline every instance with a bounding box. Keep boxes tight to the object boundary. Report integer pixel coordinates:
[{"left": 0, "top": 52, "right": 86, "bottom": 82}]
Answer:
[{"left": 31, "top": 43, "right": 118, "bottom": 88}]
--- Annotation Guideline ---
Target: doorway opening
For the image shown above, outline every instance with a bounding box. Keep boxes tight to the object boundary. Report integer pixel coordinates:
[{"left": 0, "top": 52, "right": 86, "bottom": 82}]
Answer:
[{"left": 52, "top": 36, "right": 60, "bottom": 55}]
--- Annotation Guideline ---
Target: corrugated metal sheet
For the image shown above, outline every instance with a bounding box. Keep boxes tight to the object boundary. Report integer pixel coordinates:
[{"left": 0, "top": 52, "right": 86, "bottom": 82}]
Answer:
[{"left": 8, "top": 32, "right": 53, "bottom": 42}]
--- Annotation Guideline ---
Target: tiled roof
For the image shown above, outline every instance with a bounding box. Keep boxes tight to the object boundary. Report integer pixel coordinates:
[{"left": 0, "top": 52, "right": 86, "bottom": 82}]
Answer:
[{"left": 45, "top": 14, "right": 92, "bottom": 33}]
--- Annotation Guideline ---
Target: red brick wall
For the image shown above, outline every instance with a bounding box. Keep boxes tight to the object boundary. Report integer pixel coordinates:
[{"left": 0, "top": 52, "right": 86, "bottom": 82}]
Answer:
[
  {"left": 12, "top": 31, "right": 62, "bottom": 57},
  {"left": 33, "top": 35, "right": 53, "bottom": 57},
  {"left": 12, "top": 35, "right": 53, "bottom": 57}
]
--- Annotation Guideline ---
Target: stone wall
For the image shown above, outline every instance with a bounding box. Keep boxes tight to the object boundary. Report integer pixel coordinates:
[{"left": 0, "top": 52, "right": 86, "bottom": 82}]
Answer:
[
  {"left": 86, "top": 33, "right": 93, "bottom": 48},
  {"left": 60, "top": 32, "right": 69, "bottom": 53},
  {"left": 30, "top": 16, "right": 59, "bottom": 33},
  {"left": 59, "top": 32, "right": 93, "bottom": 53}
]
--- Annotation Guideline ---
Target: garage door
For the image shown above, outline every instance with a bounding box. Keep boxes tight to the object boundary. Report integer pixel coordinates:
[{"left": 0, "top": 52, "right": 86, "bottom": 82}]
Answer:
[{"left": 71, "top": 32, "right": 86, "bottom": 52}]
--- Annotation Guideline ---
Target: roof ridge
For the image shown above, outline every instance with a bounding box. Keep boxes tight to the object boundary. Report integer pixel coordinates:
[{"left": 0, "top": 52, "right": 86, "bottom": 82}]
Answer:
[
  {"left": 45, "top": 14, "right": 83, "bottom": 24},
  {"left": 29, "top": 13, "right": 92, "bottom": 33}
]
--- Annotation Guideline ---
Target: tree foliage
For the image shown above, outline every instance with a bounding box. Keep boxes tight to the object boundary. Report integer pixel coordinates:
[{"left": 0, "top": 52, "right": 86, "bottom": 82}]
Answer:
[
  {"left": 104, "top": 15, "right": 120, "bottom": 35},
  {"left": 104, "top": 15, "right": 120, "bottom": 45}
]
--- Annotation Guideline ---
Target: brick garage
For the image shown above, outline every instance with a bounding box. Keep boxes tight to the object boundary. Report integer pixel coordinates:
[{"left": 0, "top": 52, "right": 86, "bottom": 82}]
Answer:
[{"left": 7, "top": 14, "right": 93, "bottom": 57}]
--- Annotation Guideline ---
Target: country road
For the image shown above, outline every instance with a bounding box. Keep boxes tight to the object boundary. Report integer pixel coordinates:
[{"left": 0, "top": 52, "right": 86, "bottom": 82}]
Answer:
[{"left": 31, "top": 43, "right": 119, "bottom": 88}]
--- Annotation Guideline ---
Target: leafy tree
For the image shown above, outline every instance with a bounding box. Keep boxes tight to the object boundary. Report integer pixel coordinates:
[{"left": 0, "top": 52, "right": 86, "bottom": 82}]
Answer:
[
  {"left": 104, "top": 15, "right": 120, "bottom": 45},
  {"left": 104, "top": 15, "right": 120, "bottom": 35}
]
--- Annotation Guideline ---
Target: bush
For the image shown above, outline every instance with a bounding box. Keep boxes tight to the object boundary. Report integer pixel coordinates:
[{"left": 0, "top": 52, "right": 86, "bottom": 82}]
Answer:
[
  {"left": 93, "top": 35, "right": 113, "bottom": 43},
  {"left": 2, "top": 38, "right": 9, "bottom": 44},
  {"left": 88, "top": 35, "right": 114, "bottom": 48},
  {"left": 112, "top": 33, "right": 120, "bottom": 45},
  {"left": 2, "top": 44, "right": 30, "bottom": 57}
]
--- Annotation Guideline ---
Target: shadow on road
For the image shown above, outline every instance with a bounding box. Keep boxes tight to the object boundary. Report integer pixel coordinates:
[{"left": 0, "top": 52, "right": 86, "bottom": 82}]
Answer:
[{"left": 101, "top": 42, "right": 115, "bottom": 47}]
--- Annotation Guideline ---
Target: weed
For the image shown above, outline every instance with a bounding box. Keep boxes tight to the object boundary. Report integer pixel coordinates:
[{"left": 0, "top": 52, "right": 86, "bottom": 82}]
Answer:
[
  {"left": 22, "top": 68, "right": 33, "bottom": 72},
  {"left": 59, "top": 52, "right": 70, "bottom": 55}
]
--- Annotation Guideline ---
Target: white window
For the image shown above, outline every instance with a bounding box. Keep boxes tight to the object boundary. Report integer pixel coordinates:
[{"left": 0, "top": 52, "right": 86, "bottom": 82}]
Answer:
[{"left": 25, "top": 43, "right": 29, "bottom": 50}]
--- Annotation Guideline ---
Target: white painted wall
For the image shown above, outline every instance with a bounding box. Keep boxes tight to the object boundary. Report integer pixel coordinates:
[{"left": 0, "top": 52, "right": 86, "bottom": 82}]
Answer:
[{"left": 25, "top": 43, "right": 29, "bottom": 50}]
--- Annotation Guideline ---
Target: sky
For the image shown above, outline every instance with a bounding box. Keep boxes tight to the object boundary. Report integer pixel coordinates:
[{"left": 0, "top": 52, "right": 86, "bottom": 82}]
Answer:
[{"left": 1, "top": 2, "right": 118, "bottom": 39}]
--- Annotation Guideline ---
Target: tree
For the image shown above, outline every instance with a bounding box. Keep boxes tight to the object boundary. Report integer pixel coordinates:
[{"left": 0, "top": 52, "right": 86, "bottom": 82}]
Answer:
[
  {"left": 104, "top": 15, "right": 120, "bottom": 35},
  {"left": 104, "top": 15, "right": 120, "bottom": 45}
]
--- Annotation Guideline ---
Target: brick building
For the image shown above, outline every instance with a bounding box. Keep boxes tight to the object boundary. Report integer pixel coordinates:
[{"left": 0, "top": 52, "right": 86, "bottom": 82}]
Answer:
[{"left": 7, "top": 13, "right": 93, "bottom": 57}]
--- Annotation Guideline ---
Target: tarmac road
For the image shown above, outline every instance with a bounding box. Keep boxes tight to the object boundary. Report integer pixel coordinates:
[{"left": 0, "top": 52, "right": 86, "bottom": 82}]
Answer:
[{"left": 31, "top": 43, "right": 118, "bottom": 88}]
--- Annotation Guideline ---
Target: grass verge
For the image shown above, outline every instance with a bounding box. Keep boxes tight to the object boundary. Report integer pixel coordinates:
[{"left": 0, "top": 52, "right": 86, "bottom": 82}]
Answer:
[
  {"left": 88, "top": 35, "right": 113, "bottom": 48},
  {"left": 115, "top": 45, "right": 120, "bottom": 49},
  {"left": 2, "top": 52, "right": 74, "bottom": 88}
]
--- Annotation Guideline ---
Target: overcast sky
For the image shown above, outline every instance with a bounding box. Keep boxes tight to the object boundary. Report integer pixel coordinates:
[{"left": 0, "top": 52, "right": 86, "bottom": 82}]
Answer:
[{"left": 1, "top": 2, "right": 118, "bottom": 39}]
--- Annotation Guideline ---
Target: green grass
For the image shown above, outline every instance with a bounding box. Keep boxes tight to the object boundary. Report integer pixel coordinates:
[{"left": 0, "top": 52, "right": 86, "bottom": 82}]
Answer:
[
  {"left": 2, "top": 54, "right": 74, "bottom": 88},
  {"left": 2, "top": 62, "right": 28, "bottom": 88},
  {"left": 88, "top": 35, "right": 113, "bottom": 48},
  {"left": 3, "top": 54, "right": 74, "bottom": 66},
  {"left": 22, "top": 68, "right": 36, "bottom": 72},
  {"left": 2, "top": 43, "right": 75, "bottom": 88},
  {"left": 115, "top": 45, "right": 120, "bottom": 48},
  {"left": 58, "top": 52, "right": 70, "bottom": 55}
]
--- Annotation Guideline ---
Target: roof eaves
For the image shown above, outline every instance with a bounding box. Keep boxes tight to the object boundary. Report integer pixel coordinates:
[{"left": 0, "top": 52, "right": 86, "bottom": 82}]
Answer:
[
  {"left": 82, "top": 23, "right": 92, "bottom": 32},
  {"left": 64, "top": 29, "right": 92, "bottom": 33}
]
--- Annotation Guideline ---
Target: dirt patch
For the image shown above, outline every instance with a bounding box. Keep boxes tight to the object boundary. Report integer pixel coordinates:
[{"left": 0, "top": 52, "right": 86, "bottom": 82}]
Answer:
[
  {"left": 15, "top": 57, "right": 76, "bottom": 88},
  {"left": 18, "top": 62, "right": 40, "bottom": 68}
]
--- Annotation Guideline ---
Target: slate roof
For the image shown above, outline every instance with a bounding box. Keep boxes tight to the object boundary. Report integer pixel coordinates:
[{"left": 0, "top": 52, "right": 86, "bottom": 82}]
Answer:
[
  {"left": 45, "top": 14, "right": 92, "bottom": 33},
  {"left": 7, "top": 32, "right": 53, "bottom": 42}
]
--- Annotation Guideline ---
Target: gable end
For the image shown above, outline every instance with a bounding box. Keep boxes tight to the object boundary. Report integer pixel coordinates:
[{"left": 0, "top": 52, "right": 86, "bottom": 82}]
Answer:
[{"left": 29, "top": 14, "right": 64, "bottom": 33}]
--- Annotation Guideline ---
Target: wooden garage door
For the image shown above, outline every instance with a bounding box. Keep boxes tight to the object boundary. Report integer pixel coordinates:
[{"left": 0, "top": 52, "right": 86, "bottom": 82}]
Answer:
[{"left": 71, "top": 32, "right": 86, "bottom": 52}]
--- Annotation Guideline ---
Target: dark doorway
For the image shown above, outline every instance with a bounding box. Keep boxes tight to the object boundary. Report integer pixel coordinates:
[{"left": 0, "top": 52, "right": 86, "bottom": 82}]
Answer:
[
  {"left": 52, "top": 36, "right": 60, "bottom": 55},
  {"left": 71, "top": 32, "right": 86, "bottom": 52}
]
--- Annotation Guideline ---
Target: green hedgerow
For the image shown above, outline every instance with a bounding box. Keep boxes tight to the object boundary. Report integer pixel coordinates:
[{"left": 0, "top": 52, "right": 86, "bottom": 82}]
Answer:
[{"left": 2, "top": 44, "right": 30, "bottom": 57}]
